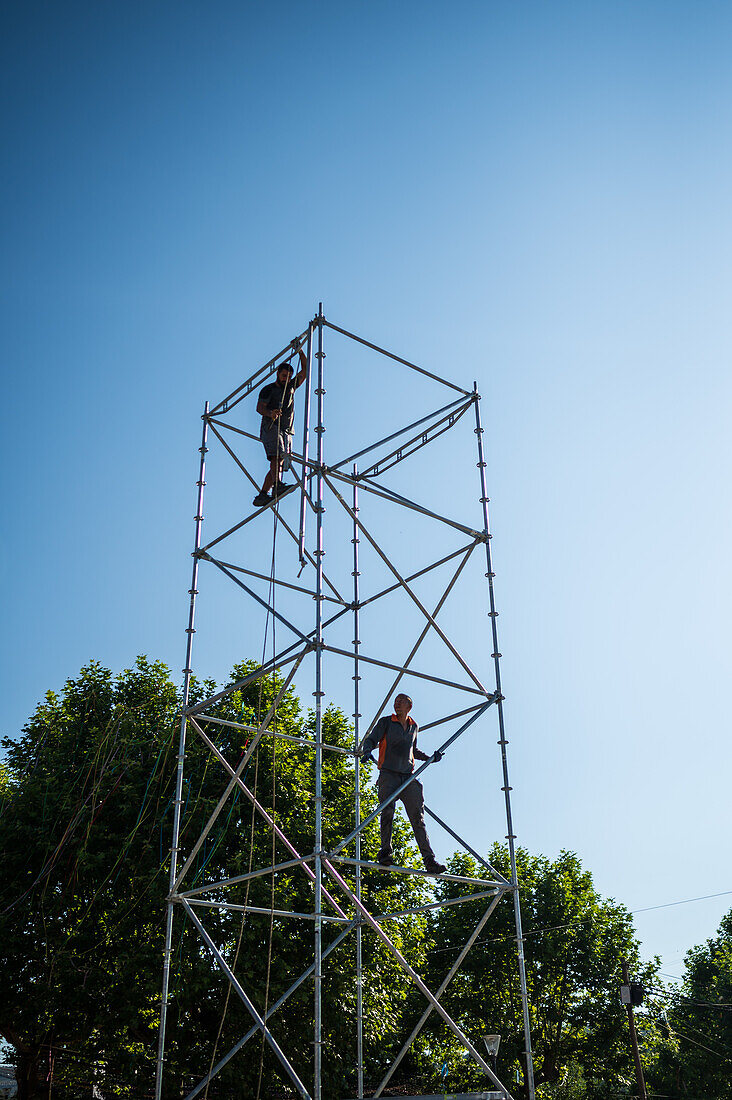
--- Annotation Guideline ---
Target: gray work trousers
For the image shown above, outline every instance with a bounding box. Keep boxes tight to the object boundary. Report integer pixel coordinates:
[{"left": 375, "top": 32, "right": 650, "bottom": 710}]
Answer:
[{"left": 377, "top": 770, "right": 436, "bottom": 865}]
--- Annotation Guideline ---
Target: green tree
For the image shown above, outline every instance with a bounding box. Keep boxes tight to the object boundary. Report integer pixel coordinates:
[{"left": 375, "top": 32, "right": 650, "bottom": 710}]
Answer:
[
  {"left": 407, "top": 846, "right": 661, "bottom": 1098},
  {"left": 0, "top": 658, "right": 180, "bottom": 1098},
  {"left": 0, "top": 658, "right": 429, "bottom": 1099},
  {"left": 647, "top": 907, "right": 732, "bottom": 1098}
]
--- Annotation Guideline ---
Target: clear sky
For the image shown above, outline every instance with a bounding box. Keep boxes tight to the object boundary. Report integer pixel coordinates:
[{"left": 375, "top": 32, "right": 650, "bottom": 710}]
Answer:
[{"left": 2, "top": 1, "right": 732, "bottom": 981}]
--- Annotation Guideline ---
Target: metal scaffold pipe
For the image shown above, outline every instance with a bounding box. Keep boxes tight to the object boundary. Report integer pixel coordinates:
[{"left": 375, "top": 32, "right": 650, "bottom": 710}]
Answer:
[
  {"left": 473, "top": 382, "right": 536, "bottom": 1100},
  {"left": 352, "top": 463, "right": 364, "bottom": 1098},
  {"left": 155, "top": 402, "right": 209, "bottom": 1100},
  {"left": 313, "top": 303, "right": 325, "bottom": 1098},
  {"left": 298, "top": 321, "right": 314, "bottom": 568}
]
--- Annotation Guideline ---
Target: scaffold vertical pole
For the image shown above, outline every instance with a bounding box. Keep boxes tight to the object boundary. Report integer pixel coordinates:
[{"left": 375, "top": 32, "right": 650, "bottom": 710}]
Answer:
[
  {"left": 313, "top": 305, "right": 326, "bottom": 1099},
  {"left": 155, "top": 402, "right": 209, "bottom": 1100},
  {"left": 298, "top": 321, "right": 314, "bottom": 568},
  {"left": 473, "top": 383, "right": 536, "bottom": 1100},
  {"left": 352, "top": 463, "right": 364, "bottom": 1098}
]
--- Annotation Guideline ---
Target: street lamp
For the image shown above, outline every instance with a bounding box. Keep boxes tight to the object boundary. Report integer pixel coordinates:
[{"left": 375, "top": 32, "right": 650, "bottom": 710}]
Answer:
[{"left": 483, "top": 1034, "right": 501, "bottom": 1074}]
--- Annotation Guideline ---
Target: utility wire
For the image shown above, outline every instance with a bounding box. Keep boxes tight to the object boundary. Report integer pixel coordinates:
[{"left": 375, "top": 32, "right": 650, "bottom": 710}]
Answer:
[
  {"left": 428, "top": 887, "right": 732, "bottom": 957},
  {"left": 633, "top": 889, "right": 732, "bottom": 914},
  {"left": 644, "top": 985, "right": 732, "bottom": 1009},
  {"left": 665, "top": 1014, "right": 732, "bottom": 1057},
  {"left": 669, "top": 1026, "right": 732, "bottom": 1063}
]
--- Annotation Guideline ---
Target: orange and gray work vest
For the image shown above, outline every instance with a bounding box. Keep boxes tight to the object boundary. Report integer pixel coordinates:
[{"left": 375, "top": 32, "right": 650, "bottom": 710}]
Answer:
[{"left": 359, "top": 714, "right": 431, "bottom": 776}]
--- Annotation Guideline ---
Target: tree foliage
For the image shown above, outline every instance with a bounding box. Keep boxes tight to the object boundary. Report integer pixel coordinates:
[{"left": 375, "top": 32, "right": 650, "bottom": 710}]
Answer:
[
  {"left": 646, "top": 906, "right": 732, "bottom": 1098},
  {"left": 409, "top": 846, "right": 661, "bottom": 1098},
  {"left": 6, "top": 657, "right": 708, "bottom": 1100},
  {"left": 0, "top": 658, "right": 180, "bottom": 1098},
  {"left": 0, "top": 658, "right": 429, "bottom": 1099}
]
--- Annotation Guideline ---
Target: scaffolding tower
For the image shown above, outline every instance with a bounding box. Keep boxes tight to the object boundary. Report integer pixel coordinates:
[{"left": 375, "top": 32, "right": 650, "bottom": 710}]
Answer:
[{"left": 154, "top": 306, "right": 536, "bottom": 1100}]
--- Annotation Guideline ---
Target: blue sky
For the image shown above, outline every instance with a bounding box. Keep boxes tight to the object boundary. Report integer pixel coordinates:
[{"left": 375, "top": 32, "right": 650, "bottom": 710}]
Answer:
[{"left": 3, "top": 0, "right": 732, "bottom": 982}]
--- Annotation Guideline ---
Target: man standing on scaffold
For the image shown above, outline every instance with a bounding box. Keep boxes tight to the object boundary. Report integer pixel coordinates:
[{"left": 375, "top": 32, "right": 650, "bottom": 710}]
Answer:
[
  {"left": 358, "top": 693, "right": 446, "bottom": 875},
  {"left": 253, "top": 338, "right": 308, "bottom": 508}
]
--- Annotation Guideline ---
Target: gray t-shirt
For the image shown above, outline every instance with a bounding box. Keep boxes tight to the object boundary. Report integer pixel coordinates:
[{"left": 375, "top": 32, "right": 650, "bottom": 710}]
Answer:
[{"left": 259, "top": 379, "right": 295, "bottom": 434}]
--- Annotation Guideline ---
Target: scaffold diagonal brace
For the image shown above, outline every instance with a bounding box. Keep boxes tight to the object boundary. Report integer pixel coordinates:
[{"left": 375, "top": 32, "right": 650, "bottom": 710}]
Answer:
[
  {"left": 183, "top": 924, "right": 355, "bottom": 1100},
  {"left": 363, "top": 541, "right": 477, "bottom": 736},
  {"left": 357, "top": 398, "right": 474, "bottom": 481},
  {"left": 185, "top": 647, "right": 308, "bottom": 717},
  {"left": 323, "top": 319, "right": 471, "bottom": 396},
  {"left": 358, "top": 540, "right": 477, "bottom": 610},
  {"left": 202, "top": 556, "right": 311, "bottom": 644},
  {"left": 174, "top": 654, "right": 306, "bottom": 889},
  {"left": 209, "top": 326, "right": 310, "bottom": 417},
  {"left": 322, "top": 644, "right": 491, "bottom": 697},
  {"left": 329, "top": 393, "right": 471, "bottom": 474},
  {"left": 424, "top": 804, "right": 510, "bottom": 885},
  {"left": 321, "top": 859, "right": 515, "bottom": 1098},
  {"left": 180, "top": 899, "right": 313, "bottom": 1100},
  {"left": 323, "top": 473, "right": 489, "bottom": 694},
  {"left": 374, "top": 894, "right": 504, "bottom": 1097},
  {"left": 183, "top": 715, "right": 349, "bottom": 921}
]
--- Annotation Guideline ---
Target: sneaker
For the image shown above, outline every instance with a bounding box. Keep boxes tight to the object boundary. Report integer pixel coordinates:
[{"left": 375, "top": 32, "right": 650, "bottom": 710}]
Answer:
[
  {"left": 377, "top": 854, "right": 393, "bottom": 867},
  {"left": 274, "top": 481, "right": 296, "bottom": 498},
  {"left": 424, "top": 861, "right": 447, "bottom": 875},
  {"left": 253, "top": 492, "right": 272, "bottom": 508}
]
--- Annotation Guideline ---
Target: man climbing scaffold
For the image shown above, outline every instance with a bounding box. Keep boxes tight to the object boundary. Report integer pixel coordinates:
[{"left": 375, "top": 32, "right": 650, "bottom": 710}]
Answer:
[{"left": 253, "top": 339, "right": 308, "bottom": 507}]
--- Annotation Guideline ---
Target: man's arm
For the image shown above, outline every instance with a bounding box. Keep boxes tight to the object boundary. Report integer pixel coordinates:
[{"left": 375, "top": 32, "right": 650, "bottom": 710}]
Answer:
[
  {"left": 292, "top": 341, "right": 308, "bottom": 389},
  {"left": 413, "top": 728, "right": 428, "bottom": 762},
  {"left": 257, "top": 394, "right": 280, "bottom": 420},
  {"left": 414, "top": 732, "right": 442, "bottom": 763}
]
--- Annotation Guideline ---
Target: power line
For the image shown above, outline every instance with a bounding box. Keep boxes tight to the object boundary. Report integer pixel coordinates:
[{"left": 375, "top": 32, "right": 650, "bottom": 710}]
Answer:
[
  {"left": 428, "top": 887, "right": 732, "bottom": 957},
  {"left": 645, "top": 985, "right": 732, "bottom": 1009},
  {"left": 669, "top": 1026, "right": 732, "bottom": 1063},
  {"left": 633, "top": 889, "right": 732, "bottom": 915}
]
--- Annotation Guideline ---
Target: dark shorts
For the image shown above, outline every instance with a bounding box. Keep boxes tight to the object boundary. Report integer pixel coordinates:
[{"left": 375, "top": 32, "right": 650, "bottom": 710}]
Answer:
[{"left": 260, "top": 422, "right": 293, "bottom": 465}]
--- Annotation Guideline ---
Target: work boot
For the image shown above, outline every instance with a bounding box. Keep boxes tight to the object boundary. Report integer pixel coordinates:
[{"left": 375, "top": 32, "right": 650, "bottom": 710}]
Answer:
[
  {"left": 253, "top": 492, "right": 271, "bottom": 508},
  {"left": 377, "top": 853, "right": 393, "bottom": 867},
  {"left": 424, "top": 860, "right": 446, "bottom": 875}
]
